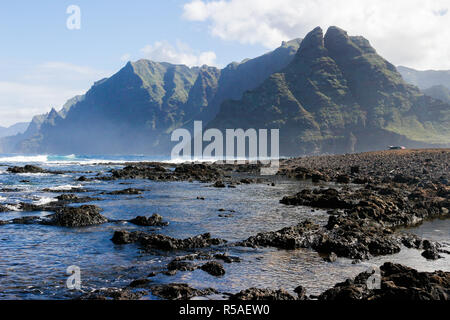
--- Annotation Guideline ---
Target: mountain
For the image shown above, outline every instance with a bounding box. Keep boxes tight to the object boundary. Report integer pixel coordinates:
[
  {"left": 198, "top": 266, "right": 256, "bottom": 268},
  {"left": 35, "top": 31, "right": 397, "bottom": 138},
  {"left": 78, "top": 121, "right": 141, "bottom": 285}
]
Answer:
[
  {"left": 397, "top": 66, "right": 450, "bottom": 90},
  {"left": 2, "top": 27, "right": 449, "bottom": 157},
  {"left": 423, "top": 85, "right": 450, "bottom": 104},
  {"left": 1, "top": 39, "right": 301, "bottom": 155},
  {"left": 208, "top": 26, "right": 450, "bottom": 155},
  {"left": 0, "top": 122, "right": 29, "bottom": 138}
]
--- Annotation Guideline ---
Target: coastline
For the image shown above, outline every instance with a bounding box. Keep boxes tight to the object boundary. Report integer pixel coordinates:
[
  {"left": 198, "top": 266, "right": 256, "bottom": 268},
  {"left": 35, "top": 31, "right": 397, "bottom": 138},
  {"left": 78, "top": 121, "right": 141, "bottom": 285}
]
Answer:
[{"left": 0, "top": 149, "right": 448, "bottom": 300}]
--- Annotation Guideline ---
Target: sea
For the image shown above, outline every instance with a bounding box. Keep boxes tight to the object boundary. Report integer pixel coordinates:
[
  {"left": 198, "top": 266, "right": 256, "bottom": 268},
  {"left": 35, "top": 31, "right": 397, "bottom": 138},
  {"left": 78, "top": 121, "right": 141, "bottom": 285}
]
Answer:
[{"left": 0, "top": 154, "right": 448, "bottom": 299}]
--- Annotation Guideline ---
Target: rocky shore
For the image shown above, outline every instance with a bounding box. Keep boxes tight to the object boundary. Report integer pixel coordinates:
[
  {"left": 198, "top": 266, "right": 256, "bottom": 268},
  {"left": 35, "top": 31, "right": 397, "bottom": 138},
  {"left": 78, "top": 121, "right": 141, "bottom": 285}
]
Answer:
[{"left": 1, "top": 149, "right": 449, "bottom": 300}]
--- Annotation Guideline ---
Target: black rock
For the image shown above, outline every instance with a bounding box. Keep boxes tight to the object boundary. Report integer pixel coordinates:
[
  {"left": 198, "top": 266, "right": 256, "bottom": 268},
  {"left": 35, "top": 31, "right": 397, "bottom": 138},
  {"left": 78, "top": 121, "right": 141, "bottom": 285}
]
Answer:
[
  {"left": 294, "top": 286, "right": 307, "bottom": 300},
  {"left": 111, "top": 231, "right": 227, "bottom": 250},
  {"left": 212, "top": 181, "right": 226, "bottom": 188},
  {"left": 128, "top": 279, "right": 152, "bottom": 288},
  {"left": 45, "top": 205, "right": 107, "bottom": 227},
  {"left": 167, "top": 260, "right": 197, "bottom": 272},
  {"left": 229, "top": 288, "right": 296, "bottom": 301},
  {"left": 129, "top": 214, "right": 168, "bottom": 227},
  {"left": 78, "top": 288, "right": 145, "bottom": 300},
  {"left": 108, "top": 188, "right": 144, "bottom": 195},
  {"left": 200, "top": 261, "right": 226, "bottom": 276},
  {"left": 421, "top": 248, "right": 442, "bottom": 260},
  {"left": 150, "top": 283, "right": 218, "bottom": 300},
  {"left": 323, "top": 252, "right": 338, "bottom": 262},
  {"left": 319, "top": 262, "right": 450, "bottom": 301}
]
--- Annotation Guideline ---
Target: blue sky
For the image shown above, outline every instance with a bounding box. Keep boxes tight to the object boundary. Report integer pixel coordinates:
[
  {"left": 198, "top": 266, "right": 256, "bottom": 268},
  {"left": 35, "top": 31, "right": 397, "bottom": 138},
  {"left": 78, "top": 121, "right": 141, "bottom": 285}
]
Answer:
[{"left": 0, "top": 0, "right": 449, "bottom": 126}]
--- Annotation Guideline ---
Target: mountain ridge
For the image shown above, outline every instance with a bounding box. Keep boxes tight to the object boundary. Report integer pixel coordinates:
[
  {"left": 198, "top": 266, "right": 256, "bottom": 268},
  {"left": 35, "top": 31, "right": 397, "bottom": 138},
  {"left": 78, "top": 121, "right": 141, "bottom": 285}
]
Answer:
[
  {"left": 1, "top": 27, "right": 449, "bottom": 156},
  {"left": 208, "top": 26, "right": 450, "bottom": 155}
]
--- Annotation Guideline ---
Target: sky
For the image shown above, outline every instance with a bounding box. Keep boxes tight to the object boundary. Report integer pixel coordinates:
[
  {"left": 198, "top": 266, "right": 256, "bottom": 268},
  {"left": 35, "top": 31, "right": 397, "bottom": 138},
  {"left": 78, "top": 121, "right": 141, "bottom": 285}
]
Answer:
[{"left": 0, "top": 0, "right": 449, "bottom": 126}]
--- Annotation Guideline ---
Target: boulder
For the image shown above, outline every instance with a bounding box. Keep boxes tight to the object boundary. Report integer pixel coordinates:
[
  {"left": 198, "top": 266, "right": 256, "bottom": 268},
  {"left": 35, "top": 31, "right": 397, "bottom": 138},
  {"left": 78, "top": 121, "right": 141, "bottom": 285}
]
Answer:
[
  {"left": 111, "top": 231, "right": 227, "bottom": 250},
  {"left": 230, "top": 288, "right": 296, "bottom": 300},
  {"left": 319, "top": 262, "right": 450, "bottom": 300},
  {"left": 45, "top": 205, "right": 107, "bottom": 227},
  {"left": 200, "top": 261, "right": 226, "bottom": 276},
  {"left": 129, "top": 214, "right": 168, "bottom": 227},
  {"left": 150, "top": 283, "right": 218, "bottom": 300}
]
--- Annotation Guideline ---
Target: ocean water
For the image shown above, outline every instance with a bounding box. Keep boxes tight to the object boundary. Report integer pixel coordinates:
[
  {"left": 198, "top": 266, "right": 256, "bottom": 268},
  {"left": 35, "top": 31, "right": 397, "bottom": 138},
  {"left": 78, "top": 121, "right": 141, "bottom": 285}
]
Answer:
[{"left": 0, "top": 154, "right": 448, "bottom": 300}]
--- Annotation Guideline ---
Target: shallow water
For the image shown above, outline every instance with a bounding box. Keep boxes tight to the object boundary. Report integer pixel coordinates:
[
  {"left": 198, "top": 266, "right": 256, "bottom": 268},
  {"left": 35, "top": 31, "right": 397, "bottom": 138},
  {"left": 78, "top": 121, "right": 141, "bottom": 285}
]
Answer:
[{"left": 0, "top": 155, "right": 448, "bottom": 300}]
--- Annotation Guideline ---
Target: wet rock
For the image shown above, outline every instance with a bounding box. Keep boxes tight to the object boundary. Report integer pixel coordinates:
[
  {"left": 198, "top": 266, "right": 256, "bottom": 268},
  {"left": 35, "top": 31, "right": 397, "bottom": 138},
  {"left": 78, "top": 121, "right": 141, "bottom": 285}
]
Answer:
[
  {"left": 230, "top": 288, "right": 296, "bottom": 301},
  {"left": 275, "top": 151, "right": 450, "bottom": 262},
  {"left": 56, "top": 194, "right": 81, "bottom": 202},
  {"left": 311, "top": 171, "right": 330, "bottom": 183},
  {"left": 393, "top": 174, "right": 419, "bottom": 184},
  {"left": 7, "top": 165, "right": 47, "bottom": 174},
  {"left": 108, "top": 188, "right": 143, "bottom": 195},
  {"left": 167, "top": 260, "right": 198, "bottom": 272},
  {"left": 323, "top": 252, "right": 337, "bottom": 262},
  {"left": 7, "top": 165, "right": 66, "bottom": 175},
  {"left": 200, "top": 261, "right": 225, "bottom": 276},
  {"left": 172, "top": 252, "right": 213, "bottom": 262},
  {"left": 237, "top": 220, "right": 322, "bottom": 250},
  {"left": 108, "top": 165, "right": 168, "bottom": 180},
  {"left": 280, "top": 188, "right": 351, "bottom": 209},
  {"left": 0, "top": 188, "right": 22, "bottom": 192},
  {"left": 0, "top": 205, "right": 9, "bottom": 212},
  {"left": 79, "top": 288, "right": 145, "bottom": 300},
  {"left": 128, "top": 279, "right": 152, "bottom": 288},
  {"left": 111, "top": 231, "right": 226, "bottom": 250},
  {"left": 42, "top": 187, "right": 88, "bottom": 193},
  {"left": 111, "top": 230, "right": 145, "bottom": 244},
  {"left": 103, "top": 163, "right": 221, "bottom": 183},
  {"left": 294, "top": 286, "right": 307, "bottom": 300},
  {"left": 140, "top": 232, "right": 226, "bottom": 251},
  {"left": 318, "top": 216, "right": 402, "bottom": 260},
  {"left": 212, "top": 180, "right": 226, "bottom": 188},
  {"left": 150, "top": 283, "right": 218, "bottom": 300},
  {"left": 421, "top": 248, "right": 442, "bottom": 260},
  {"left": 214, "top": 253, "right": 241, "bottom": 263},
  {"left": 45, "top": 205, "right": 107, "bottom": 227},
  {"left": 174, "top": 164, "right": 222, "bottom": 182},
  {"left": 55, "top": 194, "right": 100, "bottom": 204},
  {"left": 336, "top": 174, "right": 350, "bottom": 183},
  {"left": 350, "top": 166, "right": 360, "bottom": 174},
  {"left": 218, "top": 214, "right": 233, "bottom": 218},
  {"left": 319, "top": 262, "right": 450, "bottom": 301},
  {"left": 238, "top": 216, "right": 405, "bottom": 260},
  {"left": 11, "top": 216, "right": 41, "bottom": 225},
  {"left": 400, "top": 233, "right": 424, "bottom": 249},
  {"left": 352, "top": 177, "right": 369, "bottom": 184},
  {"left": 129, "top": 214, "right": 168, "bottom": 227}
]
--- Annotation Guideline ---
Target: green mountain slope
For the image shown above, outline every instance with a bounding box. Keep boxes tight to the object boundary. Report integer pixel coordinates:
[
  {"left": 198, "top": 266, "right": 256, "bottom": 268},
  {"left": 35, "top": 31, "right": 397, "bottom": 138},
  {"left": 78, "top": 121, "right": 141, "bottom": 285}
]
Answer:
[
  {"left": 423, "top": 85, "right": 450, "bottom": 104},
  {"left": 397, "top": 66, "right": 450, "bottom": 90},
  {"left": 208, "top": 26, "right": 450, "bottom": 155},
  {"left": 2, "top": 39, "right": 301, "bottom": 155}
]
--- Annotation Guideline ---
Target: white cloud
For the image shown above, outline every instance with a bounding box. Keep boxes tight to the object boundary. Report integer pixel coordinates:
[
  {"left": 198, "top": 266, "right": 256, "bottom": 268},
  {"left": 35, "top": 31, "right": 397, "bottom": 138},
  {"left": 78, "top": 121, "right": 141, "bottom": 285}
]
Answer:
[
  {"left": 140, "top": 40, "right": 217, "bottom": 67},
  {"left": 121, "top": 53, "right": 131, "bottom": 62},
  {"left": 183, "top": 0, "right": 450, "bottom": 70},
  {"left": 0, "top": 62, "right": 109, "bottom": 127}
]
